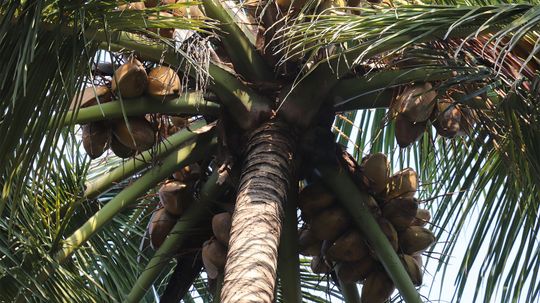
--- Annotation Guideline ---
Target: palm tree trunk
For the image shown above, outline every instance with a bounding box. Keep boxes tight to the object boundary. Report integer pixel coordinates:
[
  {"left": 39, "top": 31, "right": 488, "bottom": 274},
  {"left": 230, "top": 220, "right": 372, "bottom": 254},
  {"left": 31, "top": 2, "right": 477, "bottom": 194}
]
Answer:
[{"left": 221, "top": 121, "right": 295, "bottom": 303}]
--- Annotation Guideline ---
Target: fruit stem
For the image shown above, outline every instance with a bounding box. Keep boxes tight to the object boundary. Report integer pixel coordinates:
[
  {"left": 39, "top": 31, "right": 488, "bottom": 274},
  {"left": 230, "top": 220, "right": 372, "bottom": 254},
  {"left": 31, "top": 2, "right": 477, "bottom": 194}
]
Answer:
[
  {"left": 124, "top": 170, "right": 227, "bottom": 303},
  {"left": 317, "top": 165, "right": 422, "bottom": 303},
  {"left": 61, "top": 92, "right": 220, "bottom": 126},
  {"left": 339, "top": 278, "right": 362, "bottom": 303}
]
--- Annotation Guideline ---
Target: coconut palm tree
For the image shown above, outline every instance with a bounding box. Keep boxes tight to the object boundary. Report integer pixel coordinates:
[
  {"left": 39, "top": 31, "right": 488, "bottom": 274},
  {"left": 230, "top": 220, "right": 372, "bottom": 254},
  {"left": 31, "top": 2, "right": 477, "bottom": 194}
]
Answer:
[{"left": 1, "top": 0, "right": 540, "bottom": 302}]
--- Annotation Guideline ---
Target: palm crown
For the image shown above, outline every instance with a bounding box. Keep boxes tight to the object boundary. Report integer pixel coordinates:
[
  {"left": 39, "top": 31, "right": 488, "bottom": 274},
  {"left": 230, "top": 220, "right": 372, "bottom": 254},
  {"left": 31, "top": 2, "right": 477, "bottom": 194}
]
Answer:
[{"left": 1, "top": 0, "right": 539, "bottom": 302}]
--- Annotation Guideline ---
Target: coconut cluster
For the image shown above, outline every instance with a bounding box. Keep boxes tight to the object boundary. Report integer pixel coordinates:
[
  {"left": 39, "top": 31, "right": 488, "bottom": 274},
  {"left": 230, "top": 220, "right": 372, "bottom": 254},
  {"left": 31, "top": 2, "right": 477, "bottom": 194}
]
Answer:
[
  {"left": 299, "top": 153, "right": 434, "bottom": 303},
  {"left": 391, "top": 82, "right": 478, "bottom": 148},
  {"left": 201, "top": 211, "right": 232, "bottom": 279},
  {"left": 147, "top": 163, "right": 201, "bottom": 249},
  {"left": 76, "top": 58, "right": 186, "bottom": 159}
]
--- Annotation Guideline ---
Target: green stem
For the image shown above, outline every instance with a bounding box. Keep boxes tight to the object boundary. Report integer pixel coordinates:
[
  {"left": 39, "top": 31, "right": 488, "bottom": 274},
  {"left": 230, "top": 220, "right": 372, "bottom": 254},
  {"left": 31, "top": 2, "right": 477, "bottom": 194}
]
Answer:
[
  {"left": 84, "top": 119, "right": 207, "bottom": 199},
  {"left": 339, "top": 279, "right": 361, "bottom": 303},
  {"left": 90, "top": 30, "right": 271, "bottom": 129},
  {"left": 62, "top": 92, "right": 219, "bottom": 126},
  {"left": 277, "top": 185, "right": 302, "bottom": 303},
  {"left": 202, "top": 0, "right": 273, "bottom": 82},
  {"left": 317, "top": 165, "right": 422, "bottom": 303},
  {"left": 124, "top": 171, "right": 226, "bottom": 303},
  {"left": 55, "top": 131, "right": 217, "bottom": 263}
]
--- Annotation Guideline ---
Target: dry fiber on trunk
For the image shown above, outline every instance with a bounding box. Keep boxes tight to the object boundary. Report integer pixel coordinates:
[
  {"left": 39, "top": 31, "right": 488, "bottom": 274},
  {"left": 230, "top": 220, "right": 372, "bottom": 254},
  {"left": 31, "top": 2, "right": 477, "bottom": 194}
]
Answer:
[{"left": 221, "top": 121, "right": 295, "bottom": 303}]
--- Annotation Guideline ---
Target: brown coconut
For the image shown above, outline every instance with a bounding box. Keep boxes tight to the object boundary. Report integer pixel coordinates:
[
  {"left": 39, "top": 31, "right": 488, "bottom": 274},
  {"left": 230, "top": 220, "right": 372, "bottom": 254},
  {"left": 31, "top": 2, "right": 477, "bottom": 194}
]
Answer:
[
  {"left": 147, "top": 66, "right": 181, "bottom": 100},
  {"left": 326, "top": 230, "right": 369, "bottom": 262},
  {"left": 433, "top": 100, "right": 462, "bottom": 138},
  {"left": 360, "top": 152, "right": 390, "bottom": 194},
  {"left": 298, "top": 183, "right": 336, "bottom": 222},
  {"left": 398, "top": 226, "right": 435, "bottom": 255},
  {"left": 148, "top": 208, "right": 177, "bottom": 249},
  {"left": 336, "top": 257, "right": 376, "bottom": 283},
  {"left": 70, "top": 85, "right": 112, "bottom": 110},
  {"left": 298, "top": 228, "right": 323, "bottom": 256},
  {"left": 311, "top": 206, "right": 351, "bottom": 241},
  {"left": 361, "top": 270, "right": 396, "bottom": 303},
  {"left": 400, "top": 254, "right": 423, "bottom": 286},
  {"left": 170, "top": 116, "right": 189, "bottom": 129},
  {"left": 311, "top": 256, "right": 331, "bottom": 274},
  {"left": 384, "top": 168, "right": 418, "bottom": 200},
  {"left": 117, "top": 1, "right": 146, "bottom": 10},
  {"left": 381, "top": 197, "right": 419, "bottom": 230},
  {"left": 212, "top": 212, "right": 232, "bottom": 247},
  {"left": 112, "top": 118, "right": 155, "bottom": 152},
  {"left": 394, "top": 82, "right": 438, "bottom": 123},
  {"left": 202, "top": 238, "right": 228, "bottom": 279},
  {"left": 394, "top": 114, "right": 427, "bottom": 148},
  {"left": 412, "top": 208, "right": 431, "bottom": 227},
  {"left": 82, "top": 122, "right": 111, "bottom": 159},
  {"left": 111, "top": 58, "right": 148, "bottom": 98},
  {"left": 158, "top": 180, "right": 193, "bottom": 216},
  {"left": 377, "top": 217, "right": 399, "bottom": 252},
  {"left": 172, "top": 163, "right": 201, "bottom": 183},
  {"left": 110, "top": 135, "right": 136, "bottom": 158}
]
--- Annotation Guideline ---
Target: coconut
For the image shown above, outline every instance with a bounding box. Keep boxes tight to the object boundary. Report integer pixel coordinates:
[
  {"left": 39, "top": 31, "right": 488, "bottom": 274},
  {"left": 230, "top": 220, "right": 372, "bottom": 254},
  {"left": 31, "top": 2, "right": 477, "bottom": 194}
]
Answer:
[
  {"left": 360, "top": 152, "right": 390, "bottom": 194},
  {"left": 117, "top": 1, "right": 146, "bottom": 10},
  {"left": 398, "top": 226, "right": 435, "bottom": 255},
  {"left": 394, "top": 114, "right": 427, "bottom": 148},
  {"left": 172, "top": 163, "right": 201, "bottom": 182},
  {"left": 70, "top": 85, "right": 112, "bottom": 110},
  {"left": 112, "top": 118, "right": 155, "bottom": 152},
  {"left": 361, "top": 270, "right": 395, "bottom": 303},
  {"left": 400, "top": 254, "right": 423, "bottom": 286},
  {"left": 170, "top": 116, "right": 189, "bottom": 129},
  {"left": 147, "top": 66, "right": 181, "bottom": 101},
  {"left": 311, "top": 206, "right": 351, "bottom": 241},
  {"left": 158, "top": 180, "right": 193, "bottom": 216},
  {"left": 311, "top": 256, "right": 331, "bottom": 274},
  {"left": 148, "top": 208, "right": 177, "bottom": 249},
  {"left": 202, "top": 238, "right": 228, "bottom": 279},
  {"left": 413, "top": 254, "right": 423, "bottom": 268},
  {"left": 377, "top": 217, "right": 398, "bottom": 252},
  {"left": 298, "top": 183, "right": 336, "bottom": 222},
  {"left": 394, "top": 83, "right": 437, "bottom": 123},
  {"left": 173, "top": 0, "right": 205, "bottom": 18},
  {"left": 336, "top": 258, "right": 376, "bottom": 283},
  {"left": 110, "top": 135, "right": 136, "bottom": 158},
  {"left": 212, "top": 212, "right": 232, "bottom": 247},
  {"left": 433, "top": 100, "right": 462, "bottom": 138},
  {"left": 326, "top": 230, "right": 369, "bottom": 262},
  {"left": 82, "top": 122, "right": 111, "bottom": 159},
  {"left": 381, "top": 197, "right": 419, "bottom": 230},
  {"left": 412, "top": 208, "right": 431, "bottom": 227},
  {"left": 298, "top": 228, "right": 322, "bottom": 256},
  {"left": 384, "top": 168, "right": 418, "bottom": 200},
  {"left": 111, "top": 58, "right": 148, "bottom": 98}
]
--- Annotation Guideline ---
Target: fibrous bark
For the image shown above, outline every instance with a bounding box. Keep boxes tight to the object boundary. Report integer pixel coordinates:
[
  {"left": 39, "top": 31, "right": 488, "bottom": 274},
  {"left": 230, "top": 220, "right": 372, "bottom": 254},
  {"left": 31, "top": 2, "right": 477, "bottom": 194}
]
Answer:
[{"left": 221, "top": 121, "right": 295, "bottom": 303}]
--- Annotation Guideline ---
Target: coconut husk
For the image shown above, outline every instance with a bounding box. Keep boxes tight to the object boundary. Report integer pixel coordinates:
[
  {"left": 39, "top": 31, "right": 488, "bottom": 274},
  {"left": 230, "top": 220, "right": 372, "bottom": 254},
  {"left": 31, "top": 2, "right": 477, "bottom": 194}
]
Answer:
[
  {"left": 202, "top": 238, "right": 228, "bottom": 279},
  {"left": 400, "top": 254, "right": 423, "bottom": 286},
  {"left": 112, "top": 58, "right": 148, "bottom": 98},
  {"left": 336, "top": 258, "right": 376, "bottom": 283},
  {"left": 158, "top": 180, "right": 193, "bottom": 216},
  {"left": 383, "top": 168, "right": 418, "bottom": 201},
  {"left": 110, "top": 135, "right": 136, "bottom": 158},
  {"left": 117, "top": 1, "right": 146, "bottom": 10},
  {"left": 377, "top": 217, "right": 398, "bottom": 252},
  {"left": 381, "top": 197, "right": 419, "bottom": 230},
  {"left": 394, "top": 114, "right": 427, "bottom": 148},
  {"left": 311, "top": 206, "right": 351, "bottom": 241},
  {"left": 149, "top": 208, "right": 177, "bottom": 249},
  {"left": 392, "top": 83, "right": 437, "bottom": 123},
  {"left": 361, "top": 270, "right": 395, "bottom": 303},
  {"left": 412, "top": 208, "right": 431, "bottom": 227},
  {"left": 172, "top": 163, "right": 201, "bottom": 183},
  {"left": 82, "top": 122, "right": 111, "bottom": 159},
  {"left": 360, "top": 152, "right": 390, "bottom": 194},
  {"left": 311, "top": 256, "right": 331, "bottom": 274},
  {"left": 398, "top": 226, "right": 435, "bottom": 255},
  {"left": 298, "top": 182, "right": 336, "bottom": 222},
  {"left": 170, "top": 116, "right": 189, "bottom": 129},
  {"left": 70, "top": 85, "right": 112, "bottom": 110},
  {"left": 326, "top": 230, "right": 369, "bottom": 262},
  {"left": 147, "top": 66, "right": 181, "bottom": 100},
  {"left": 413, "top": 254, "right": 423, "bottom": 268},
  {"left": 298, "top": 227, "right": 322, "bottom": 256},
  {"left": 112, "top": 118, "right": 155, "bottom": 152},
  {"left": 212, "top": 212, "right": 232, "bottom": 247}
]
